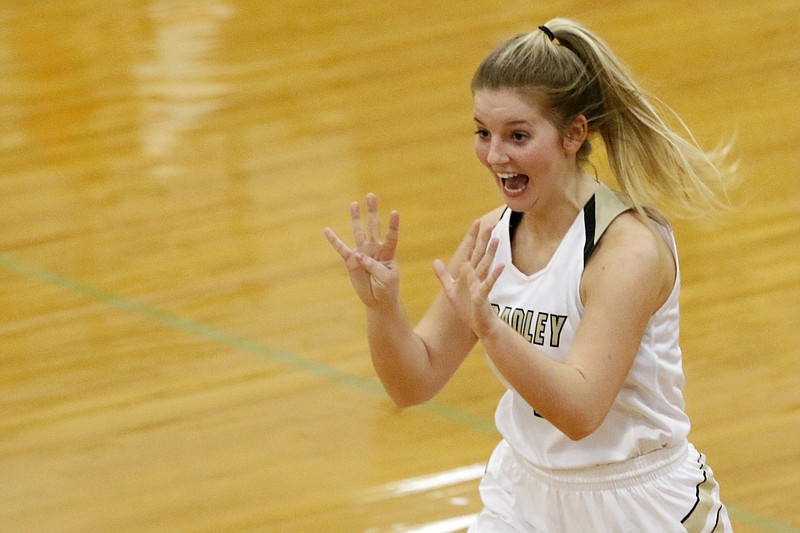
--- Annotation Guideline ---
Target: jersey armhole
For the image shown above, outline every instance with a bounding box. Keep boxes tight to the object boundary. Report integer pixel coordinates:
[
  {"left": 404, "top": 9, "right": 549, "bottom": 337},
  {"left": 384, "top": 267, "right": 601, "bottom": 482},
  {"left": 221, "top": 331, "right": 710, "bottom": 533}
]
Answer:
[{"left": 583, "top": 187, "right": 632, "bottom": 266}]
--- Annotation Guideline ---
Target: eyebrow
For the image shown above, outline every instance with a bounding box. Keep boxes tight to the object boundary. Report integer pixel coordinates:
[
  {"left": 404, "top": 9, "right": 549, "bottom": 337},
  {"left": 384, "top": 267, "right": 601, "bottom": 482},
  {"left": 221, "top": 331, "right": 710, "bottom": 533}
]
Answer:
[{"left": 473, "top": 117, "right": 532, "bottom": 127}]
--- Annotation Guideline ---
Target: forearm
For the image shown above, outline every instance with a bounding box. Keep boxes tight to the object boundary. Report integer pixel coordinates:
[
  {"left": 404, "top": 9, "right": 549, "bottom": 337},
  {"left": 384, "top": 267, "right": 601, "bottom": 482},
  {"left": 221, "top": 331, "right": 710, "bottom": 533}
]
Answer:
[
  {"left": 365, "top": 300, "right": 440, "bottom": 407},
  {"left": 480, "top": 321, "right": 602, "bottom": 440}
]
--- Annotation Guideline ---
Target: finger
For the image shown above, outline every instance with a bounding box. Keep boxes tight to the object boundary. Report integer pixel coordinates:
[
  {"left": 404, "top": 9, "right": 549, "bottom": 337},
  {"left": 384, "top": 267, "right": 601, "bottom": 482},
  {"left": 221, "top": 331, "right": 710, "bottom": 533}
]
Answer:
[
  {"left": 471, "top": 222, "right": 493, "bottom": 267},
  {"left": 475, "top": 237, "right": 500, "bottom": 280},
  {"left": 459, "top": 260, "right": 477, "bottom": 288},
  {"left": 380, "top": 210, "right": 400, "bottom": 262},
  {"left": 350, "top": 201, "right": 366, "bottom": 247},
  {"left": 366, "top": 193, "right": 380, "bottom": 243},
  {"left": 481, "top": 264, "right": 505, "bottom": 297},
  {"left": 356, "top": 252, "right": 393, "bottom": 284},
  {"left": 323, "top": 227, "right": 354, "bottom": 261},
  {"left": 472, "top": 263, "right": 504, "bottom": 306},
  {"left": 463, "top": 220, "right": 480, "bottom": 263},
  {"left": 433, "top": 259, "right": 454, "bottom": 292}
]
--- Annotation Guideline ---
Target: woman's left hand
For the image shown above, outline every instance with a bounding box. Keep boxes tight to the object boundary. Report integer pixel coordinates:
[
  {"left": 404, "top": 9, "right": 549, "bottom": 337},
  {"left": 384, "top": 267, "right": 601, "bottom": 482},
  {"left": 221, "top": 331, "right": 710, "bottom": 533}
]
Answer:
[{"left": 433, "top": 220, "right": 505, "bottom": 339}]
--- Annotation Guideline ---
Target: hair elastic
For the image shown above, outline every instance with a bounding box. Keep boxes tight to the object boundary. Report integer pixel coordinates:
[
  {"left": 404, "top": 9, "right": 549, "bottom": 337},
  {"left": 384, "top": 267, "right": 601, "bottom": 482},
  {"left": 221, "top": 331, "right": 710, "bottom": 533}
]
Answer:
[{"left": 538, "top": 25, "right": 555, "bottom": 42}]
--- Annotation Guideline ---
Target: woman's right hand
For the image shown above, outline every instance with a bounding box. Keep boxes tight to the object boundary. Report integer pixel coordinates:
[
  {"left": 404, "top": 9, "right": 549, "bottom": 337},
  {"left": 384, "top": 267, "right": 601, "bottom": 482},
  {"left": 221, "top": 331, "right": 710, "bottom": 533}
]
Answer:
[{"left": 323, "top": 193, "right": 400, "bottom": 308}]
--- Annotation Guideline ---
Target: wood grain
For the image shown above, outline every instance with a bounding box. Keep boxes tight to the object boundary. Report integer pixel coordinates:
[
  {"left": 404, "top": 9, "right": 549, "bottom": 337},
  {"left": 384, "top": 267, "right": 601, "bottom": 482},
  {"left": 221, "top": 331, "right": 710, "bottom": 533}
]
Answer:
[{"left": 1, "top": 1, "right": 797, "bottom": 531}]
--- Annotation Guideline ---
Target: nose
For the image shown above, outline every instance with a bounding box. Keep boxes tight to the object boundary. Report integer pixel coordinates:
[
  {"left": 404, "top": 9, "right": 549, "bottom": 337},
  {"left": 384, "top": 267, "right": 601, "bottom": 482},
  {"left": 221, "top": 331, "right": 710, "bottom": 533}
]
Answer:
[{"left": 486, "top": 139, "right": 510, "bottom": 166}]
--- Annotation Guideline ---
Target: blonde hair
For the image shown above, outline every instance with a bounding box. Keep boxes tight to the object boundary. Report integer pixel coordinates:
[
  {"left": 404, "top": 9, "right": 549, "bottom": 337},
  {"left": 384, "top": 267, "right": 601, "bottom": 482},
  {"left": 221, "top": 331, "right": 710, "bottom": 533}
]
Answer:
[{"left": 471, "top": 18, "right": 736, "bottom": 219}]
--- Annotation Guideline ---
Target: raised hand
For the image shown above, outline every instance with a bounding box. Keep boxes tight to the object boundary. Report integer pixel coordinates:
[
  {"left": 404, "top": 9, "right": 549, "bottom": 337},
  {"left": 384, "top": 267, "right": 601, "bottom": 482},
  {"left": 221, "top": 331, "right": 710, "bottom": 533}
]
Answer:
[
  {"left": 323, "top": 193, "right": 401, "bottom": 307},
  {"left": 433, "top": 220, "right": 504, "bottom": 338}
]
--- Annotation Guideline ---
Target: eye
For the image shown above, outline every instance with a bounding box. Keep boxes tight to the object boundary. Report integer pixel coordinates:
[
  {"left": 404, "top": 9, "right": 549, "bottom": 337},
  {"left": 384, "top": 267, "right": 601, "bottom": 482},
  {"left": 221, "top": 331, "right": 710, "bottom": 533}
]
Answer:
[
  {"left": 511, "top": 131, "right": 529, "bottom": 142},
  {"left": 474, "top": 128, "right": 490, "bottom": 139}
]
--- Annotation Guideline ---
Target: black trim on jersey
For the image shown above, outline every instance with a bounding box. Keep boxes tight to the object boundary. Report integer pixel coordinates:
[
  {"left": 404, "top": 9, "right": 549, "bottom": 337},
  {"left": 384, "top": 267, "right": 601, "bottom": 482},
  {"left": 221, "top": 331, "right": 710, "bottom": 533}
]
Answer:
[
  {"left": 497, "top": 206, "right": 511, "bottom": 224},
  {"left": 582, "top": 195, "right": 597, "bottom": 266},
  {"left": 509, "top": 209, "right": 523, "bottom": 244}
]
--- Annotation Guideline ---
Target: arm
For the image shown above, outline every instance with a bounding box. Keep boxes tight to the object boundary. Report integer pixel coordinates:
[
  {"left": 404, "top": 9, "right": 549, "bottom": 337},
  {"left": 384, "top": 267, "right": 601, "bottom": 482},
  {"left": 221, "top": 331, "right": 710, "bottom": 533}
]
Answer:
[
  {"left": 324, "top": 194, "right": 488, "bottom": 406},
  {"left": 436, "top": 212, "right": 675, "bottom": 440},
  {"left": 365, "top": 246, "right": 476, "bottom": 406}
]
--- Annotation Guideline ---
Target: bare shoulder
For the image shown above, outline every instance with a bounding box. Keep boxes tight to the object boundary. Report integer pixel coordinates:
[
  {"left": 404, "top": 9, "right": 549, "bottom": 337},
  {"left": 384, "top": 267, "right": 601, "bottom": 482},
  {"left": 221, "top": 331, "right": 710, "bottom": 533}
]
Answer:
[
  {"left": 479, "top": 206, "right": 507, "bottom": 227},
  {"left": 445, "top": 206, "right": 507, "bottom": 268},
  {"left": 582, "top": 211, "right": 676, "bottom": 312}
]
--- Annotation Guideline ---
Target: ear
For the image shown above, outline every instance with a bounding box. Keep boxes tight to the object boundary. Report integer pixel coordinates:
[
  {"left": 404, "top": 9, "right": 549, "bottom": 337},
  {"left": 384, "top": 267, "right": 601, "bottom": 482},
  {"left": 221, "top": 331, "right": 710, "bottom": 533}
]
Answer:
[{"left": 562, "top": 114, "right": 588, "bottom": 156}]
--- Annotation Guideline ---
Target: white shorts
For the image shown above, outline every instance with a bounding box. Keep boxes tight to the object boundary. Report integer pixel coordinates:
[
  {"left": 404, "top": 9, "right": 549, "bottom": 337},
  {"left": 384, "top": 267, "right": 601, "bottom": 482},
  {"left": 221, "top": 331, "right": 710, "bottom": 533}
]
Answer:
[{"left": 468, "top": 440, "right": 731, "bottom": 533}]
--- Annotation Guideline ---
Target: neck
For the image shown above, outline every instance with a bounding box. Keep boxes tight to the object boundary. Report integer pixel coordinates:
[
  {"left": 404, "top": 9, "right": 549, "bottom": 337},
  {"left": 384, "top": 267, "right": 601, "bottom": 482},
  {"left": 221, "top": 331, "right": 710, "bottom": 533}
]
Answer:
[{"left": 520, "top": 172, "right": 599, "bottom": 241}]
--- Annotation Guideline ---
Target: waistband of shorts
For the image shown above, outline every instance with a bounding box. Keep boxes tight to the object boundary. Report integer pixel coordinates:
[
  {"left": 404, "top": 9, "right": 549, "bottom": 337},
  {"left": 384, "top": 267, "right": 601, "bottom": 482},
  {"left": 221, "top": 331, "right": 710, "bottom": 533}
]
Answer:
[{"left": 508, "top": 440, "right": 689, "bottom": 491}]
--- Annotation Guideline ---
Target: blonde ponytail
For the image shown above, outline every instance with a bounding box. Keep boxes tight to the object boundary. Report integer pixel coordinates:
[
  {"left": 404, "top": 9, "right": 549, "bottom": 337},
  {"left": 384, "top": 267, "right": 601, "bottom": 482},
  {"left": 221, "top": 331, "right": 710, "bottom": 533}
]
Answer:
[{"left": 472, "top": 18, "right": 737, "bottom": 219}]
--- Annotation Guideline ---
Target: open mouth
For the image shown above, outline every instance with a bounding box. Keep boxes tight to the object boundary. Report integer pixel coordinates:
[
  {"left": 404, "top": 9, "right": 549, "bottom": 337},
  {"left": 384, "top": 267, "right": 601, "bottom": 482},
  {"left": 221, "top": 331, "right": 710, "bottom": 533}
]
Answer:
[{"left": 497, "top": 173, "right": 530, "bottom": 194}]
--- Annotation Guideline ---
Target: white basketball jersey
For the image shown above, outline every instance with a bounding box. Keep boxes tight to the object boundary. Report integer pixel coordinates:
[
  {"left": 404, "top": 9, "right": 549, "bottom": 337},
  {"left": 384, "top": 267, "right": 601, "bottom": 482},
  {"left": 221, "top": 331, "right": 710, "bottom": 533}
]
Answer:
[{"left": 487, "top": 184, "right": 691, "bottom": 469}]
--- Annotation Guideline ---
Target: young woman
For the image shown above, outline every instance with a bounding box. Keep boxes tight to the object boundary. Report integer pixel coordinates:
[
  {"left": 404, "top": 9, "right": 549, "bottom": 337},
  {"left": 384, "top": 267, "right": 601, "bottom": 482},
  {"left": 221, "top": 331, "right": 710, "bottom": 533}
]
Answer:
[{"left": 324, "top": 18, "right": 735, "bottom": 532}]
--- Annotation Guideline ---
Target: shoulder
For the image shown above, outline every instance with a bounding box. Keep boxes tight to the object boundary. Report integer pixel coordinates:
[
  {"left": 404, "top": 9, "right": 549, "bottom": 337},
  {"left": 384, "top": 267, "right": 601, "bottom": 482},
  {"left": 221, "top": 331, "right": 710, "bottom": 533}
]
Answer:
[
  {"left": 446, "top": 206, "right": 509, "bottom": 266},
  {"left": 465, "top": 206, "right": 508, "bottom": 235},
  {"left": 582, "top": 211, "right": 676, "bottom": 313},
  {"left": 479, "top": 205, "right": 508, "bottom": 226}
]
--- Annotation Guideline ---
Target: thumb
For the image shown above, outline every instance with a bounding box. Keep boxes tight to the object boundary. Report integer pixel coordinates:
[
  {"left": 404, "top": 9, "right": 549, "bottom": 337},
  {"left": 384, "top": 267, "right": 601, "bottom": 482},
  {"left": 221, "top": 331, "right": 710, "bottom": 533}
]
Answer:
[
  {"left": 432, "top": 259, "right": 452, "bottom": 289},
  {"left": 356, "top": 252, "right": 394, "bottom": 279},
  {"left": 355, "top": 252, "right": 378, "bottom": 271}
]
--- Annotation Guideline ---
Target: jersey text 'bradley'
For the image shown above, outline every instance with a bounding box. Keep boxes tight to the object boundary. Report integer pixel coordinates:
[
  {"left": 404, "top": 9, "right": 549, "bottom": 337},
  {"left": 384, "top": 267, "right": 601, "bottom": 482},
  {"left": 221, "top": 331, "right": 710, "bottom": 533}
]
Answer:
[{"left": 491, "top": 304, "right": 568, "bottom": 348}]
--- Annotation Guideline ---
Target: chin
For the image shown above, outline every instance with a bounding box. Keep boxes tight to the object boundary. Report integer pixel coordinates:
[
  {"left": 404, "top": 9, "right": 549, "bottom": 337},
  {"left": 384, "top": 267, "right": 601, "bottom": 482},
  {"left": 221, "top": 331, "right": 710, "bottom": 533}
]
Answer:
[{"left": 502, "top": 190, "right": 535, "bottom": 212}]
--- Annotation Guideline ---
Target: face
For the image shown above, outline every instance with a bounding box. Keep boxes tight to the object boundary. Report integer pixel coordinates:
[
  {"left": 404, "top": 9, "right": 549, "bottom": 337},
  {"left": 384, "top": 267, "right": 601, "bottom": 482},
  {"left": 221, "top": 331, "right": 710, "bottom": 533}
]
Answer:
[{"left": 473, "top": 88, "right": 578, "bottom": 212}]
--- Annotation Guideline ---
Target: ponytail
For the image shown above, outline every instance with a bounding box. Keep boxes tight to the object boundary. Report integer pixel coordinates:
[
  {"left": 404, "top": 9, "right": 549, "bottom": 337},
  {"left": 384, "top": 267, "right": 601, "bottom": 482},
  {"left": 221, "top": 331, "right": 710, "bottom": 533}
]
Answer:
[{"left": 472, "top": 18, "right": 737, "bottom": 219}]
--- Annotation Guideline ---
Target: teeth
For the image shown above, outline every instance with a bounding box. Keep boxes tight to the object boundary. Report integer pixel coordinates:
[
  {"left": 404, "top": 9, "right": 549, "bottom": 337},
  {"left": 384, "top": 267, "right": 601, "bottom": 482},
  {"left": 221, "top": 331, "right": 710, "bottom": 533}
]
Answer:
[{"left": 497, "top": 172, "right": 517, "bottom": 179}]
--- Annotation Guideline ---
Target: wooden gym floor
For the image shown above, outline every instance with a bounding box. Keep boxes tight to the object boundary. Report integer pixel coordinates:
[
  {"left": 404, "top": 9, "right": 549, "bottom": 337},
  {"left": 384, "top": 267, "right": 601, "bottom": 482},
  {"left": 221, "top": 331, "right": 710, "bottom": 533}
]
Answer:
[{"left": 0, "top": 1, "right": 798, "bottom": 532}]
